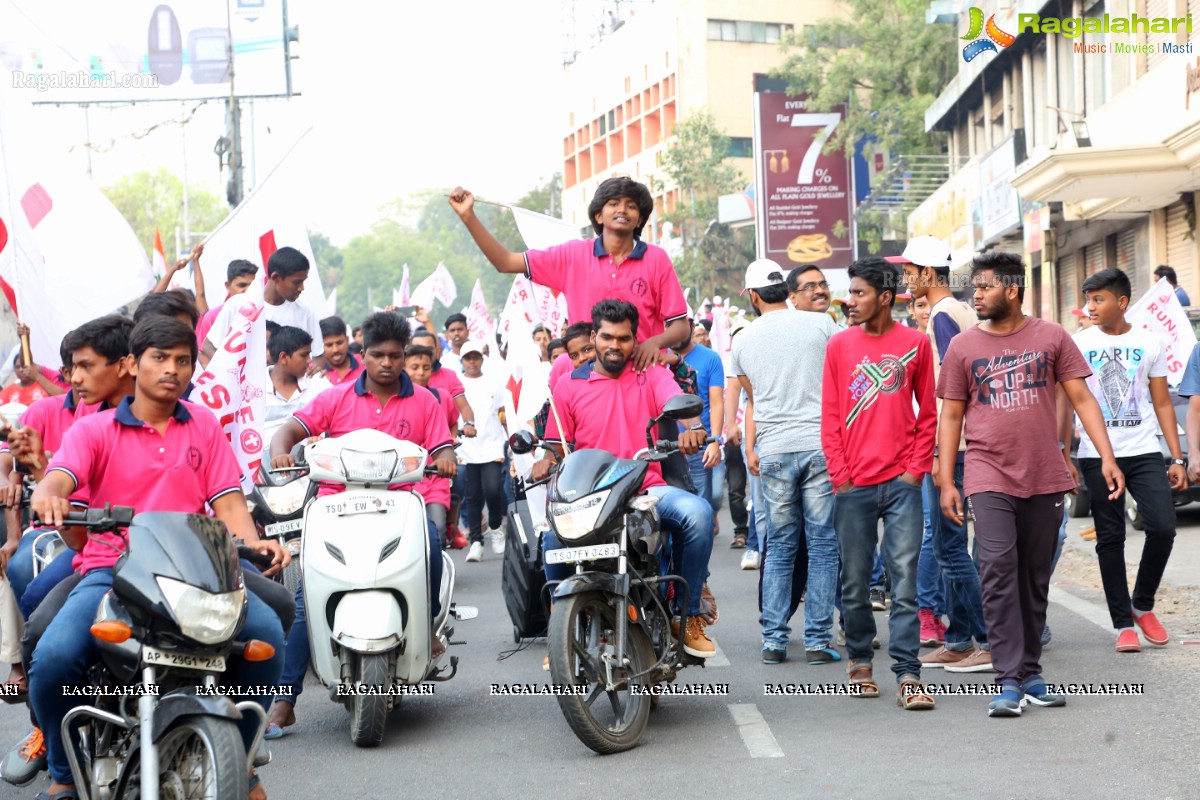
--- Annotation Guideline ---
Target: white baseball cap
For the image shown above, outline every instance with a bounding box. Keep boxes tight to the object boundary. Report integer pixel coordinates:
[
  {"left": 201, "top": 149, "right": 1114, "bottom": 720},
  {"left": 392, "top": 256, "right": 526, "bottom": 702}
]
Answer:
[
  {"left": 741, "top": 259, "right": 787, "bottom": 295},
  {"left": 460, "top": 340, "right": 487, "bottom": 357},
  {"left": 884, "top": 235, "right": 952, "bottom": 268}
]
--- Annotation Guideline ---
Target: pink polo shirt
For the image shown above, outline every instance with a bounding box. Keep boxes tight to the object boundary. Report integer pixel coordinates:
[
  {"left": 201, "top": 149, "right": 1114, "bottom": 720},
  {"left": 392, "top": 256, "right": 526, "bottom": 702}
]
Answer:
[
  {"left": 413, "top": 385, "right": 459, "bottom": 508},
  {"left": 292, "top": 371, "right": 453, "bottom": 503},
  {"left": 548, "top": 353, "right": 573, "bottom": 394},
  {"left": 428, "top": 363, "right": 465, "bottom": 399},
  {"left": 47, "top": 398, "right": 242, "bottom": 576},
  {"left": 524, "top": 238, "right": 688, "bottom": 343},
  {"left": 2, "top": 392, "right": 102, "bottom": 457},
  {"left": 324, "top": 354, "right": 365, "bottom": 387},
  {"left": 543, "top": 362, "right": 681, "bottom": 490}
]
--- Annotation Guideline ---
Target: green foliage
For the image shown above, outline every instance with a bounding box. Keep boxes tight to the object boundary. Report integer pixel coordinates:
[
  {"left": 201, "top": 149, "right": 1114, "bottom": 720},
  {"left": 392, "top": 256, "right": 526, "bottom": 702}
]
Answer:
[
  {"left": 657, "top": 113, "right": 750, "bottom": 301},
  {"left": 336, "top": 175, "right": 563, "bottom": 329},
  {"left": 101, "top": 169, "right": 227, "bottom": 266},
  {"left": 309, "top": 230, "right": 344, "bottom": 289},
  {"left": 773, "top": 0, "right": 957, "bottom": 158}
]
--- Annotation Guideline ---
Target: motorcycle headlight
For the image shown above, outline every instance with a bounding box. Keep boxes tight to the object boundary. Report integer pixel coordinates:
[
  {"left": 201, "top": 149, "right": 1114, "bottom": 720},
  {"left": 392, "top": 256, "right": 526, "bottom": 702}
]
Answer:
[
  {"left": 340, "top": 449, "right": 399, "bottom": 482},
  {"left": 156, "top": 577, "right": 245, "bottom": 645},
  {"left": 549, "top": 490, "right": 611, "bottom": 543},
  {"left": 261, "top": 479, "right": 311, "bottom": 515}
]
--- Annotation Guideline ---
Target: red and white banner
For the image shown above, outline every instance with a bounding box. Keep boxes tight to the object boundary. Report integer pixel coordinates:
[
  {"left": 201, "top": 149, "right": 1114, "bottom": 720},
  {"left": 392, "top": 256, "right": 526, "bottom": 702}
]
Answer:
[
  {"left": 393, "top": 264, "right": 411, "bottom": 308},
  {"left": 464, "top": 279, "right": 493, "bottom": 343},
  {"left": 192, "top": 277, "right": 269, "bottom": 493},
  {"left": 199, "top": 128, "right": 326, "bottom": 321},
  {"left": 0, "top": 69, "right": 154, "bottom": 367},
  {"left": 1126, "top": 277, "right": 1198, "bottom": 388}
]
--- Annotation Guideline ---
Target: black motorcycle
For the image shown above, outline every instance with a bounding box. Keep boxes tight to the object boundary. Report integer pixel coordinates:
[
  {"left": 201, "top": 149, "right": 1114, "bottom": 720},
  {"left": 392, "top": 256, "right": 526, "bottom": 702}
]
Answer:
[
  {"left": 248, "top": 460, "right": 315, "bottom": 596},
  {"left": 49, "top": 505, "right": 274, "bottom": 800},
  {"left": 509, "top": 393, "right": 712, "bottom": 754}
]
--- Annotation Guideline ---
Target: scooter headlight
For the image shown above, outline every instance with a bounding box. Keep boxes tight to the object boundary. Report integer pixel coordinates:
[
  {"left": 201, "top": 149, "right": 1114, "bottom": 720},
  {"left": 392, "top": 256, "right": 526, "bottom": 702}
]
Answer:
[
  {"left": 548, "top": 490, "right": 611, "bottom": 543},
  {"left": 260, "top": 478, "right": 311, "bottom": 515},
  {"left": 156, "top": 577, "right": 245, "bottom": 645},
  {"left": 340, "top": 449, "right": 399, "bottom": 482}
]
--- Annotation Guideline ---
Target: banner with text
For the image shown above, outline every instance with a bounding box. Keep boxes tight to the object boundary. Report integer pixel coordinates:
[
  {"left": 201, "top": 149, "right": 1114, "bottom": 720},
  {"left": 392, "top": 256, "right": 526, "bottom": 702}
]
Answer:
[{"left": 1126, "top": 277, "right": 1198, "bottom": 388}]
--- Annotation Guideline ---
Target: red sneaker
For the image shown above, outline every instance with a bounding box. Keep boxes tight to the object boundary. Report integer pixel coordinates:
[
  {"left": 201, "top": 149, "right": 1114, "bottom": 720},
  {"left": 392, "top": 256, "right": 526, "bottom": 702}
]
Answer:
[
  {"left": 919, "top": 609, "right": 944, "bottom": 647},
  {"left": 1115, "top": 629, "right": 1141, "bottom": 653},
  {"left": 1133, "top": 610, "right": 1168, "bottom": 646},
  {"left": 449, "top": 525, "right": 468, "bottom": 550}
]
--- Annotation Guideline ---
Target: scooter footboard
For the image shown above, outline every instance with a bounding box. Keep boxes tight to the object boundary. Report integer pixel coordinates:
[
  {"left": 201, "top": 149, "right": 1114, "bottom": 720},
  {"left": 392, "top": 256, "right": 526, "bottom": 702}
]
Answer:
[{"left": 332, "top": 591, "right": 404, "bottom": 653}]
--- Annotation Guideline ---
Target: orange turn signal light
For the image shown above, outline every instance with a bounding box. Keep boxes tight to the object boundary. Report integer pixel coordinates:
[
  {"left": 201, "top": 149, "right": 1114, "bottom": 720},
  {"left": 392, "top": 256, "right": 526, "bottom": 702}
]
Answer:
[
  {"left": 242, "top": 640, "right": 276, "bottom": 662},
  {"left": 90, "top": 621, "right": 133, "bottom": 643},
  {"left": 627, "top": 604, "right": 638, "bottom": 623}
]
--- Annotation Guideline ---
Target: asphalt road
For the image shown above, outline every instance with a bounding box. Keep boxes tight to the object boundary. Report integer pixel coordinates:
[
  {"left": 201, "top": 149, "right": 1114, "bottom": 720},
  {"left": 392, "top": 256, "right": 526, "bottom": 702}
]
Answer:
[{"left": 3, "top": 503, "right": 1199, "bottom": 800}]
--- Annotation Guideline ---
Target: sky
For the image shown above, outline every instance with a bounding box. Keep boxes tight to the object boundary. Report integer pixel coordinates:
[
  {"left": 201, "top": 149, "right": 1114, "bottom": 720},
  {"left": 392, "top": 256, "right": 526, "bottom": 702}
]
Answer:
[{"left": 9, "top": 0, "right": 575, "bottom": 248}]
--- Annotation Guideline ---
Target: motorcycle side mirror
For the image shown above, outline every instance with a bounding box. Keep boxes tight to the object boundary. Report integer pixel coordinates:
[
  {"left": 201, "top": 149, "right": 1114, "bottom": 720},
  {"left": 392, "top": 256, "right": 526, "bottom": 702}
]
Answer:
[
  {"left": 660, "top": 393, "right": 704, "bottom": 421},
  {"left": 508, "top": 431, "right": 538, "bottom": 455}
]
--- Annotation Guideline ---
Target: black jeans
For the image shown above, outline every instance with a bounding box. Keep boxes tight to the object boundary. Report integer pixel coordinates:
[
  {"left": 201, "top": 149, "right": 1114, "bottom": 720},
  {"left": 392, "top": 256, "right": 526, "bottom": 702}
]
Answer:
[
  {"left": 1080, "top": 453, "right": 1177, "bottom": 629},
  {"left": 466, "top": 461, "right": 507, "bottom": 544},
  {"left": 724, "top": 441, "right": 749, "bottom": 537}
]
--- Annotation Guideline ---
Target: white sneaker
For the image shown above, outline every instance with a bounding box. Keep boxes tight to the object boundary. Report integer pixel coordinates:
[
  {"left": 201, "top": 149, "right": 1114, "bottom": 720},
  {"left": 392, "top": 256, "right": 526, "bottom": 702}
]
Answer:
[
  {"left": 465, "top": 541, "right": 484, "bottom": 562},
  {"left": 740, "top": 550, "right": 761, "bottom": 570},
  {"left": 487, "top": 527, "right": 506, "bottom": 555}
]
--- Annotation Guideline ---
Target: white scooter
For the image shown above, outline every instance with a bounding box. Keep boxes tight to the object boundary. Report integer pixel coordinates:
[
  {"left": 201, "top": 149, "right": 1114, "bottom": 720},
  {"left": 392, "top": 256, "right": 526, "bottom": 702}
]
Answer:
[{"left": 300, "top": 429, "right": 475, "bottom": 747}]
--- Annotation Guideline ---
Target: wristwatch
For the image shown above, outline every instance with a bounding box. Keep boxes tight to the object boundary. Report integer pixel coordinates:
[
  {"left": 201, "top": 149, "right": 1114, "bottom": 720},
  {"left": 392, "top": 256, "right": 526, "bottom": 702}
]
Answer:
[
  {"left": 462, "top": 421, "right": 476, "bottom": 432},
  {"left": 1171, "top": 458, "right": 1185, "bottom": 466}
]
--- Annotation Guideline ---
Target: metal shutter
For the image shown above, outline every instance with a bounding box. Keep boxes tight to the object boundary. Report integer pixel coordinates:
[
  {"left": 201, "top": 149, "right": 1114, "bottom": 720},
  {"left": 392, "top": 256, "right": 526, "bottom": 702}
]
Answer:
[
  {"left": 1084, "top": 241, "right": 1106, "bottom": 276},
  {"left": 1116, "top": 227, "right": 1137, "bottom": 273},
  {"left": 1059, "top": 253, "right": 1079, "bottom": 323},
  {"left": 1166, "top": 199, "right": 1197, "bottom": 298}
]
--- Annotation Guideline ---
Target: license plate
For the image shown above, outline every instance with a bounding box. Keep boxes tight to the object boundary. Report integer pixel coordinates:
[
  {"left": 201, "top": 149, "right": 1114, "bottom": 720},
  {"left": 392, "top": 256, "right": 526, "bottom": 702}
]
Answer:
[
  {"left": 264, "top": 519, "right": 303, "bottom": 537},
  {"left": 143, "top": 646, "right": 226, "bottom": 673},
  {"left": 544, "top": 543, "right": 620, "bottom": 564},
  {"left": 327, "top": 494, "right": 398, "bottom": 516}
]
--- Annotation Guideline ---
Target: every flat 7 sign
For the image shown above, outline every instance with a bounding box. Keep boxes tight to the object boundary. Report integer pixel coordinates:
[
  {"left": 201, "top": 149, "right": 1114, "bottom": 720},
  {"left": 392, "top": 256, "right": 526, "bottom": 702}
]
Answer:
[{"left": 753, "top": 93, "right": 854, "bottom": 270}]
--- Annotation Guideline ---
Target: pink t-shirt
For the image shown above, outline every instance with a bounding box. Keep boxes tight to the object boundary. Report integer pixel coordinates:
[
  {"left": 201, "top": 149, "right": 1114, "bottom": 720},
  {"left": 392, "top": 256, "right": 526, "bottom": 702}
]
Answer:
[
  {"left": 548, "top": 353, "right": 573, "bottom": 394},
  {"left": 324, "top": 354, "right": 365, "bottom": 387},
  {"left": 413, "top": 385, "right": 460, "bottom": 508},
  {"left": 292, "top": 372, "right": 453, "bottom": 503},
  {"left": 47, "top": 399, "right": 242, "bottom": 575},
  {"left": 544, "top": 362, "right": 681, "bottom": 490},
  {"left": 525, "top": 239, "right": 688, "bottom": 344},
  {"left": 937, "top": 317, "right": 1092, "bottom": 498},
  {"left": 195, "top": 305, "right": 223, "bottom": 350},
  {"left": 428, "top": 364, "right": 465, "bottom": 399}
]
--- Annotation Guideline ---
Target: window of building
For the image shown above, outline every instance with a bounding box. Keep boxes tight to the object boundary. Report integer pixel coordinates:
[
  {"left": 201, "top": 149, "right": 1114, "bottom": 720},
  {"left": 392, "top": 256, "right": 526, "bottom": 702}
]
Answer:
[
  {"left": 707, "top": 19, "right": 793, "bottom": 43},
  {"left": 727, "top": 137, "right": 753, "bottom": 158},
  {"left": 1083, "top": 0, "right": 1109, "bottom": 112}
]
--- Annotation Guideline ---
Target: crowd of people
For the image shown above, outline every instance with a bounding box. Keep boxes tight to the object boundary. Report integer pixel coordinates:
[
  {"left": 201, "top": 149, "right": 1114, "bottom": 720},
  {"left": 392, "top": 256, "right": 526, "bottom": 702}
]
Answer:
[{"left": 0, "top": 175, "right": 1190, "bottom": 798}]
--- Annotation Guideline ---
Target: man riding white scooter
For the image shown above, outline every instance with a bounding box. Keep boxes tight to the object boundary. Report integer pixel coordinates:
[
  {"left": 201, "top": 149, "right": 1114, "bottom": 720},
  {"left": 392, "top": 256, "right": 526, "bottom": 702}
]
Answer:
[{"left": 267, "top": 311, "right": 456, "bottom": 738}]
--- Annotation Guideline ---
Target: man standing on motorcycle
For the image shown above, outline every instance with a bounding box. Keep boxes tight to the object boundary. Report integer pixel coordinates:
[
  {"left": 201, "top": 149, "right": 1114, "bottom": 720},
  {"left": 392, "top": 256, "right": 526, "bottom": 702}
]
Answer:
[
  {"left": 532, "top": 300, "right": 716, "bottom": 658},
  {"left": 28, "top": 317, "right": 290, "bottom": 800},
  {"left": 267, "top": 311, "right": 457, "bottom": 736}
]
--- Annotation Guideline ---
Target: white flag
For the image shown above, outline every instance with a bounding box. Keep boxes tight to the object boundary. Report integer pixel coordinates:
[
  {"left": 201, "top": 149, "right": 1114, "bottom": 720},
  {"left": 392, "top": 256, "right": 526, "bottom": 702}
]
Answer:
[
  {"left": 465, "top": 279, "right": 493, "bottom": 343},
  {"left": 325, "top": 287, "right": 338, "bottom": 317},
  {"left": 199, "top": 128, "right": 327, "bottom": 322},
  {"left": 0, "top": 69, "right": 155, "bottom": 367},
  {"left": 1126, "top": 277, "right": 1198, "bottom": 388},
  {"left": 396, "top": 264, "right": 411, "bottom": 306},
  {"left": 502, "top": 309, "right": 553, "bottom": 526},
  {"left": 510, "top": 206, "right": 579, "bottom": 250},
  {"left": 429, "top": 262, "right": 458, "bottom": 307},
  {"left": 191, "top": 277, "right": 269, "bottom": 492}
]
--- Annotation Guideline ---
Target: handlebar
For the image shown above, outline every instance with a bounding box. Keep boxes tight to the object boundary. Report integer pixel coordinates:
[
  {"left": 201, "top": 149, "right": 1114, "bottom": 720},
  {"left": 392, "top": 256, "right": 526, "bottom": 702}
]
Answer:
[
  {"left": 32, "top": 504, "right": 135, "bottom": 532},
  {"left": 237, "top": 544, "right": 275, "bottom": 572},
  {"left": 639, "top": 435, "right": 719, "bottom": 462}
]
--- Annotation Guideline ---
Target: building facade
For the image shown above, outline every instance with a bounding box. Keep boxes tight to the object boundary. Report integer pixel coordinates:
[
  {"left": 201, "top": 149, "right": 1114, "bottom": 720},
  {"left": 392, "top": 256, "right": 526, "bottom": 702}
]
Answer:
[{"left": 559, "top": 0, "right": 843, "bottom": 233}]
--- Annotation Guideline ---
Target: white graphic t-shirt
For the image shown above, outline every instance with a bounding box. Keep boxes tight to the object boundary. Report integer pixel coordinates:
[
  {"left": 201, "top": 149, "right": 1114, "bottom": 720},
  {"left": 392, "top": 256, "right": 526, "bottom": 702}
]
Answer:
[{"left": 1073, "top": 325, "right": 1167, "bottom": 458}]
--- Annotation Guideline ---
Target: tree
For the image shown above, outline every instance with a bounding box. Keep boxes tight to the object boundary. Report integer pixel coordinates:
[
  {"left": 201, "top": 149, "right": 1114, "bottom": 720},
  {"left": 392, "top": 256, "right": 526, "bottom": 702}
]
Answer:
[
  {"left": 102, "top": 169, "right": 227, "bottom": 265},
  {"left": 309, "top": 230, "right": 343, "bottom": 291},
  {"left": 774, "top": 0, "right": 958, "bottom": 251},
  {"left": 657, "top": 112, "right": 745, "bottom": 300}
]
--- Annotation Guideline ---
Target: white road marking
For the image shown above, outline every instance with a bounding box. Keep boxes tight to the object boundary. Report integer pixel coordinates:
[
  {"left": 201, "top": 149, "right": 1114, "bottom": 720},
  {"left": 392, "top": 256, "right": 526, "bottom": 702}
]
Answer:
[
  {"left": 1049, "top": 586, "right": 1115, "bottom": 634},
  {"left": 728, "top": 703, "right": 784, "bottom": 758},
  {"left": 707, "top": 639, "right": 730, "bottom": 667}
]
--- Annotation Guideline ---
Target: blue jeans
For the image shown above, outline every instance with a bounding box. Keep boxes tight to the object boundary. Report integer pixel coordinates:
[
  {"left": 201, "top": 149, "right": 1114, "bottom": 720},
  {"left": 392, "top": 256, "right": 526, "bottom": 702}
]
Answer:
[
  {"left": 758, "top": 450, "right": 837, "bottom": 652},
  {"left": 19, "top": 548, "right": 75, "bottom": 619},
  {"left": 543, "top": 485, "right": 713, "bottom": 616},
  {"left": 926, "top": 465, "right": 988, "bottom": 651},
  {"left": 29, "top": 568, "right": 285, "bottom": 784},
  {"left": 685, "top": 451, "right": 725, "bottom": 514},
  {"left": 836, "top": 476, "right": 923, "bottom": 681},
  {"left": 916, "top": 479, "right": 946, "bottom": 615},
  {"left": 277, "top": 516, "right": 443, "bottom": 708},
  {"left": 744, "top": 442, "right": 766, "bottom": 553}
]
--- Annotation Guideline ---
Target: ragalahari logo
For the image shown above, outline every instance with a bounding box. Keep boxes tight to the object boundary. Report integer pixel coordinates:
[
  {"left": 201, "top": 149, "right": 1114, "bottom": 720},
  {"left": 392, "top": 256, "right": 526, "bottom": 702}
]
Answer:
[{"left": 962, "top": 7, "right": 1016, "bottom": 61}]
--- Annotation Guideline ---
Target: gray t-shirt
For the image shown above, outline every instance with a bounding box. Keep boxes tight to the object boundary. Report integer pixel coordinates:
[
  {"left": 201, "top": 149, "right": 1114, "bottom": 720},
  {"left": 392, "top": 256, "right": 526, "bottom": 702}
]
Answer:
[{"left": 731, "top": 308, "right": 838, "bottom": 457}]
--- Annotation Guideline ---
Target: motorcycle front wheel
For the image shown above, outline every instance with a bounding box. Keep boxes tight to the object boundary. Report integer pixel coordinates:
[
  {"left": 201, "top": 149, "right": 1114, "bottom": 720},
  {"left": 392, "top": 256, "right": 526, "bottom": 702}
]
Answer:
[
  {"left": 118, "top": 714, "right": 247, "bottom": 800},
  {"left": 548, "top": 591, "right": 653, "bottom": 754},
  {"left": 349, "top": 653, "right": 390, "bottom": 747}
]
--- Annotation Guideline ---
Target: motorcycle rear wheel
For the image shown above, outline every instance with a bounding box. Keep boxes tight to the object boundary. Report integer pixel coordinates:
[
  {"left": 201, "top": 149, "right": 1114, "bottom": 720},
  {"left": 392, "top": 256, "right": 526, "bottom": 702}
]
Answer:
[
  {"left": 548, "top": 591, "right": 652, "bottom": 754},
  {"left": 118, "top": 714, "right": 247, "bottom": 800},
  {"left": 349, "top": 653, "right": 390, "bottom": 747}
]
